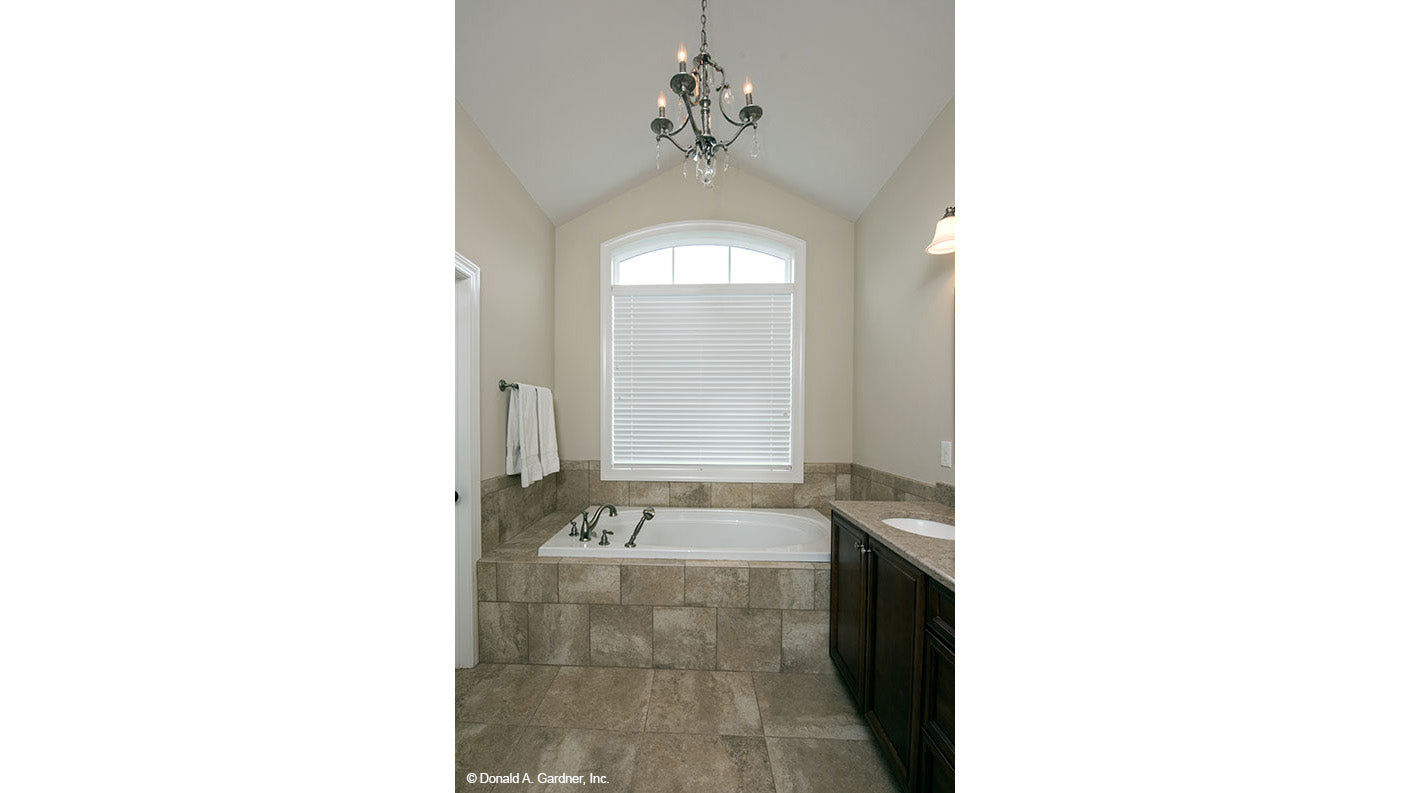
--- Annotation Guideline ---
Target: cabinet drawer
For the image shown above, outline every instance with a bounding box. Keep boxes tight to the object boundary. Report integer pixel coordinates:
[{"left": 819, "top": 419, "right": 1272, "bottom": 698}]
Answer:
[
  {"left": 918, "top": 732, "right": 955, "bottom": 793},
  {"left": 925, "top": 577, "right": 955, "bottom": 642}
]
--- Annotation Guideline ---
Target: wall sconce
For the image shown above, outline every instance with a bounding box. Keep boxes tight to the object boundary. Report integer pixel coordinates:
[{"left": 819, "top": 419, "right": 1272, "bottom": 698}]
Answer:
[{"left": 926, "top": 206, "right": 955, "bottom": 255}]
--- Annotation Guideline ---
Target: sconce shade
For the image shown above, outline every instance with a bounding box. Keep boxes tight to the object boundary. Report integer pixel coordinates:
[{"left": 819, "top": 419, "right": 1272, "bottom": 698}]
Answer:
[{"left": 926, "top": 206, "right": 956, "bottom": 255}]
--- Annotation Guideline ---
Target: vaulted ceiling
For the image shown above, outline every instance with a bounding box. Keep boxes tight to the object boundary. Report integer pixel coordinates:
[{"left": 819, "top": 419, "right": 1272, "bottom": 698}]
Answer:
[{"left": 456, "top": 0, "right": 953, "bottom": 224}]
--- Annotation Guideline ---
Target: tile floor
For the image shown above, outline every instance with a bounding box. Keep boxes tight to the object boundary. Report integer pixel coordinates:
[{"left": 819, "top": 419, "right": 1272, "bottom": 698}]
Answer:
[{"left": 456, "top": 664, "right": 903, "bottom": 793}]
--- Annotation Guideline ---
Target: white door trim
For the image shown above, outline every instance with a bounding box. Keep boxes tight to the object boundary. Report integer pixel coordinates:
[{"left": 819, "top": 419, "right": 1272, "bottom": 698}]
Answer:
[
  {"left": 455, "top": 252, "right": 481, "bottom": 667},
  {"left": 455, "top": 255, "right": 477, "bottom": 280}
]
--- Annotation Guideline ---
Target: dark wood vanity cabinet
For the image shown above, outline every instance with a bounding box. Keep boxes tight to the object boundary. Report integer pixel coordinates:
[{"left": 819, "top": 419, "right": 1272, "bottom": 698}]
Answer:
[
  {"left": 830, "top": 511, "right": 954, "bottom": 793},
  {"left": 830, "top": 516, "right": 870, "bottom": 702},
  {"left": 866, "top": 540, "right": 926, "bottom": 783}
]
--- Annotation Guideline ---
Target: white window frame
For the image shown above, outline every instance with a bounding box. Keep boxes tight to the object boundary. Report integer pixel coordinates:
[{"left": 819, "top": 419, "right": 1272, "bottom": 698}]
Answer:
[{"left": 600, "top": 220, "right": 806, "bottom": 483}]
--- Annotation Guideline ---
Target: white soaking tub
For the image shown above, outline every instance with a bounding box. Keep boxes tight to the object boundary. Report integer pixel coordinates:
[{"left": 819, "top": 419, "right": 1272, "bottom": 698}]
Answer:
[{"left": 538, "top": 506, "right": 830, "bottom": 562}]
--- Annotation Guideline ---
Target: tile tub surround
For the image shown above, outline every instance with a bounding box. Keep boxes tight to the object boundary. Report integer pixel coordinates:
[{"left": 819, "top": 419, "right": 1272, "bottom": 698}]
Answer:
[
  {"left": 829, "top": 500, "right": 956, "bottom": 591},
  {"left": 480, "top": 470, "right": 561, "bottom": 554},
  {"left": 553, "top": 460, "right": 954, "bottom": 515},
  {"left": 477, "top": 510, "right": 832, "bottom": 672},
  {"left": 559, "top": 460, "right": 857, "bottom": 512},
  {"left": 455, "top": 664, "right": 903, "bottom": 793}
]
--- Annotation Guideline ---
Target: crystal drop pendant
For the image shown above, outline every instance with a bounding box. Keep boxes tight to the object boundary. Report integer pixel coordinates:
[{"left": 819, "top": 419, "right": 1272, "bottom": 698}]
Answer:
[
  {"left": 750, "top": 126, "right": 761, "bottom": 158},
  {"left": 655, "top": 139, "right": 662, "bottom": 170}
]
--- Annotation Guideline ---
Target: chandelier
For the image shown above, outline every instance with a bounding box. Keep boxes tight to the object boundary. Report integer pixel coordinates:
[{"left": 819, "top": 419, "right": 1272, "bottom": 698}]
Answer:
[{"left": 650, "top": 0, "right": 763, "bottom": 187}]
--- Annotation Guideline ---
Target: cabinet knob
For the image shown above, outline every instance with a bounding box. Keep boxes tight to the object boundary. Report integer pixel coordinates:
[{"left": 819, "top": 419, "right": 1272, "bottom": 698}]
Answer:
[{"left": 854, "top": 541, "right": 865, "bottom": 551}]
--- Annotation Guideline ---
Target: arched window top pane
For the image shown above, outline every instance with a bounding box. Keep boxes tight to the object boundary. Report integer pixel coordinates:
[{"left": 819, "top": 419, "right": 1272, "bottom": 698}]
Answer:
[
  {"left": 617, "top": 248, "right": 672, "bottom": 285},
  {"left": 673, "top": 245, "right": 729, "bottom": 283},
  {"left": 729, "top": 247, "right": 787, "bottom": 283},
  {"left": 613, "top": 242, "right": 791, "bottom": 285}
]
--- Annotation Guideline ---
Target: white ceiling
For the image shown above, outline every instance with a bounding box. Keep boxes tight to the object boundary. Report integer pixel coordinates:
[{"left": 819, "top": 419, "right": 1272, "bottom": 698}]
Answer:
[{"left": 456, "top": 0, "right": 953, "bottom": 224}]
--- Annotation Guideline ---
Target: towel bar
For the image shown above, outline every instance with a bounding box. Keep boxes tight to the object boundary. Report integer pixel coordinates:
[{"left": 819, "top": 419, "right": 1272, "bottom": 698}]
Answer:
[{"left": 498, "top": 379, "right": 519, "bottom": 391}]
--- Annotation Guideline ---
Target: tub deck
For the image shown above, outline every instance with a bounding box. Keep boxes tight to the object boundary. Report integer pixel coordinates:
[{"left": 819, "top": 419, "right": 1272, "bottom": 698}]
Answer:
[{"left": 538, "top": 506, "right": 830, "bottom": 562}]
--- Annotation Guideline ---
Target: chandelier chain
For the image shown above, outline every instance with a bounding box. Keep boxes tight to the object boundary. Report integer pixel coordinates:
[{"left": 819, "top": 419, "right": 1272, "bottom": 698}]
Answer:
[{"left": 700, "top": 0, "right": 708, "bottom": 51}]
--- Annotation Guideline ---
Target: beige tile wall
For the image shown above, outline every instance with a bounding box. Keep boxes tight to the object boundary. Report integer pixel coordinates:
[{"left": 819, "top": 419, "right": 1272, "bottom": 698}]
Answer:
[
  {"left": 850, "top": 463, "right": 956, "bottom": 507},
  {"left": 477, "top": 557, "right": 832, "bottom": 674},
  {"left": 558, "top": 460, "right": 852, "bottom": 515},
  {"left": 552, "top": 459, "right": 954, "bottom": 517},
  {"left": 480, "top": 471, "right": 561, "bottom": 554}
]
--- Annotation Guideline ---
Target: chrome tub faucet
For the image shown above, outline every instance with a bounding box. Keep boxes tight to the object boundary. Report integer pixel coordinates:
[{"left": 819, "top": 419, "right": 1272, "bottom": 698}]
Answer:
[{"left": 579, "top": 505, "right": 617, "bottom": 542}]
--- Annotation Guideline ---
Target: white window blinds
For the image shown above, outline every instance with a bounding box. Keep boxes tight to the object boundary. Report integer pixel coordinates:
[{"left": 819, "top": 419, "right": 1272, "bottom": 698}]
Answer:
[{"left": 611, "top": 291, "right": 795, "bottom": 470}]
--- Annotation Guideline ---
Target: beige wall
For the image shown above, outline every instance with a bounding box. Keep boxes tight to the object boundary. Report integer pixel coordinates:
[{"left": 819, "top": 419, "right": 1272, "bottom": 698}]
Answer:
[
  {"left": 554, "top": 166, "right": 856, "bottom": 466},
  {"left": 455, "top": 103, "right": 556, "bottom": 478},
  {"left": 854, "top": 101, "right": 955, "bottom": 485},
  {"left": 460, "top": 97, "right": 951, "bottom": 487}
]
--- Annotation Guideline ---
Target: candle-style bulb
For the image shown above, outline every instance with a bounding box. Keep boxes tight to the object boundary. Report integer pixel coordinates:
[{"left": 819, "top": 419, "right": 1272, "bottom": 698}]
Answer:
[
  {"left": 678, "top": 43, "right": 688, "bottom": 63},
  {"left": 658, "top": 91, "right": 667, "bottom": 109},
  {"left": 743, "top": 77, "right": 754, "bottom": 102}
]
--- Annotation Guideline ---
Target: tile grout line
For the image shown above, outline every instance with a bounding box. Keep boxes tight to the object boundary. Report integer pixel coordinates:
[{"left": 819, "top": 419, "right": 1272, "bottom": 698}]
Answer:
[
  {"left": 749, "top": 670, "right": 771, "bottom": 740},
  {"left": 520, "top": 664, "right": 562, "bottom": 728},
  {"left": 714, "top": 606, "right": 720, "bottom": 671},
  {"left": 640, "top": 668, "right": 653, "bottom": 732}
]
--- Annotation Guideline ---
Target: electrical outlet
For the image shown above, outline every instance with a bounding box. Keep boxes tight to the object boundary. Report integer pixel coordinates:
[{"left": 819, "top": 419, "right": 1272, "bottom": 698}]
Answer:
[{"left": 941, "top": 441, "right": 953, "bottom": 468}]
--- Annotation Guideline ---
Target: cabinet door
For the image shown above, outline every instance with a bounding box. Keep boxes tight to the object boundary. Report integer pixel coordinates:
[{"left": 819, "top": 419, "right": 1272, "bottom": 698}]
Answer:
[
  {"left": 921, "top": 627, "right": 955, "bottom": 762},
  {"left": 829, "top": 515, "right": 869, "bottom": 706},
  {"left": 864, "top": 540, "right": 926, "bottom": 786}
]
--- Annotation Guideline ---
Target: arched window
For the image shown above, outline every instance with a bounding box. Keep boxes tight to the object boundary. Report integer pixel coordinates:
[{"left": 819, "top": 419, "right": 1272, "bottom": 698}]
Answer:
[{"left": 600, "top": 221, "right": 806, "bottom": 483}]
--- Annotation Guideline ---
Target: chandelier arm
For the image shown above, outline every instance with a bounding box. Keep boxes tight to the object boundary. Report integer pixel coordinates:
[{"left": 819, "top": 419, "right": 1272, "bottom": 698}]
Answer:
[
  {"left": 720, "top": 122, "right": 756, "bottom": 148},
  {"left": 657, "top": 133, "right": 692, "bottom": 154},
  {"left": 678, "top": 95, "right": 705, "bottom": 139},
  {"left": 705, "top": 64, "right": 747, "bottom": 127},
  {"left": 716, "top": 103, "right": 748, "bottom": 128},
  {"left": 665, "top": 113, "right": 693, "bottom": 137}
]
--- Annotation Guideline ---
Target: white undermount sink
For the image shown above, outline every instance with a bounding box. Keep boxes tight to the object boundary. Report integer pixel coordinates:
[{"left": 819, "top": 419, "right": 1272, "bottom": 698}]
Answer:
[{"left": 882, "top": 518, "right": 955, "bottom": 540}]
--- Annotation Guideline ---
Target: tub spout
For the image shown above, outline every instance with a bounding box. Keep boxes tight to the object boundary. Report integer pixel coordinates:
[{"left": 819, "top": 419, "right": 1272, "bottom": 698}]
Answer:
[
  {"left": 624, "top": 507, "right": 656, "bottom": 548},
  {"left": 580, "top": 504, "right": 618, "bottom": 541}
]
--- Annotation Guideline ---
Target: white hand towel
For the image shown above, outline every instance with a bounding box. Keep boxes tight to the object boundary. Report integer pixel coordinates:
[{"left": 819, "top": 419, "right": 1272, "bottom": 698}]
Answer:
[
  {"left": 517, "top": 384, "right": 544, "bottom": 487},
  {"left": 505, "top": 385, "right": 523, "bottom": 475},
  {"left": 536, "top": 385, "right": 560, "bottom": 476}
]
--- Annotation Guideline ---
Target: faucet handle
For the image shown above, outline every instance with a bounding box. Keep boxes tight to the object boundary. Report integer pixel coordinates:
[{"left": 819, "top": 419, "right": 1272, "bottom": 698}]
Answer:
[
  {"left": 568, "top": 518, "right": 579, "bottom": 537},
  {"left": 597, "top": 530, "right": 614, "bottom": 546}
]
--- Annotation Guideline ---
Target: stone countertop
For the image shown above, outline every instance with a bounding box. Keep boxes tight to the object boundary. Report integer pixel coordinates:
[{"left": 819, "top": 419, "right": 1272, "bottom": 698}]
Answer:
[{"left": 828, "top": 501, "right": 955, "bottom": 592}]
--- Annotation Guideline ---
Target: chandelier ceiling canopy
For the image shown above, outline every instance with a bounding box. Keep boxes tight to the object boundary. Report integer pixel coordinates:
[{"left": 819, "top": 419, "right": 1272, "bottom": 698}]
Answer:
[{"left": 650, "top": 0, "right": 763, "bottom": 187}]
